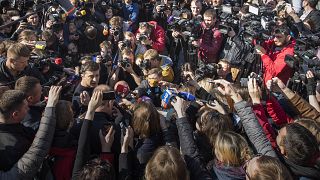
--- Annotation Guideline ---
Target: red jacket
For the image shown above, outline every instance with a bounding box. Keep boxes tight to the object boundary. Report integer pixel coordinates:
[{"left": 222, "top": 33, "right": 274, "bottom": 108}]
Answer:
[
  {"left": 49, "top": 147, "right": 77, "bottom": 180},
  {"left": 252, "top": 104, "right": 278, "bottom": 149},
  {"left": 136, "top": 21, "right": 166, "bottom": 53},
  {"left": 261, "top": 39, "right": 296, "bottom": 84},
  {"left": 198, "top": 22, "right": 223, "bottom": 63},
  {"left": 266, "top": 96, "right": 294, "bottom": 127}
]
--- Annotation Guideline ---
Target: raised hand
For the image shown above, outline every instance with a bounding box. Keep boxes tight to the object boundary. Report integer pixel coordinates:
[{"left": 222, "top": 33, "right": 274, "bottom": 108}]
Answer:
[
  {"left": 206, "top": 100, "right": 227, "bottom": 115},
  {"left": 46, "top": 86, "right": 62, "bottom": 107},
  {"left": 266, "top": 77, "right": 286, "bottom": 93},
  {"left": 213, "top": 79, "right": 242, "bottom": 103},
  {"left": 87, "top": 91, "right": 103, "bottom": 113},
  {"left": 248, "top": 77, "right": 262, "bottom": 104},
  {"left": 171, "top": 96, "right": 188, "bottom": 118},
  {"left": 99, "top": 126, "right": 115, "bottom": 153},
  {"left": 121, "top": 126, "right": 134, "bottom": 153},
  {"left": 80, "top": 91, "right": 90, "bottom": 106}
]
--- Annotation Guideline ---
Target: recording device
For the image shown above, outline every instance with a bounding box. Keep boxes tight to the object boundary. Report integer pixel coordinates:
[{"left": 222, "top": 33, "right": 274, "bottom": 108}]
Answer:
[
  {"left": 284, "top": 34, "right": 320, "bottom": 96},
  {"left": 119, "top": 57, "right": 131, "bottom": 68},
  {"left": 139, "top": 59, "right": 151, "bottom": 70},
  {"left": 161, "top": 89, "right": 196, "bottom": 108},
  {"left": 194, "top": 63, "right": 221, "bottom": 81},
  {"left": 112, "top": 28, "right": 120, "bottom": 36},
  {"left": 242, "top": 21, "right": 270, "bottom": 44},
  {"left": 35, "top": 41, "right": 47, "bottom": 50},
  {"left": 218, "top": 5, "right": 240, "bottom": 34},
  {"left": 103, "top": 91, "right": 116, "bottom": 100},
  {"left": 239, "top": 74, "right": 263, "bottom": 87},
  {"left": 120, "top": 40, "right": 132, "bottom": 50},
  {"left": 137, "top": 33, "right": 149, "bottom": 42}
]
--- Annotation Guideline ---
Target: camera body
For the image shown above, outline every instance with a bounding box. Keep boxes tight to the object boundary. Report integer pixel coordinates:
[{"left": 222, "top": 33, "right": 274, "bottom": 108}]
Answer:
[
  {"left": 137, "top": 33, "right": 149, "bottom": 42},
  {"left": 195, "top": 63, "right": 221, "bottom": 81},
  {"left": 139, "top": 59, "right": 151, "bottom": 70},
  {"left": 121, "top": 39, "right": 132, "bottom": 50},
  {"left": 119, "top": 57, "right": 131, "bottom": 68}
]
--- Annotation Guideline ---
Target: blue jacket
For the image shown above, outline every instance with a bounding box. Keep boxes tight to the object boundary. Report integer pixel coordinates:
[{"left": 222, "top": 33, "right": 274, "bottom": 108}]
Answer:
[
  {"left": 122, "top": 2, "right": 139, "bottom": 32},
  {"left": 122, "top": 3, "right": 139, "bottom": 23}
]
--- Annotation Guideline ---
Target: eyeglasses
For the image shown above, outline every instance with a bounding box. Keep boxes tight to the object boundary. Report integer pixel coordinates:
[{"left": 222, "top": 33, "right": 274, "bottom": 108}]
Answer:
[
  {"left": 274, "top": 34, "right": 284, "bottom": 39},
  {"left": 242, "top": 153, "right": 263, "bottom": 180}
]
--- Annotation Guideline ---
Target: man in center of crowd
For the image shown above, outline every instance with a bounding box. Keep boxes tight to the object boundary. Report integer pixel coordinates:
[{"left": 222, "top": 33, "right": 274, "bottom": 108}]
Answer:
[{"left": 72, "top": 61, "right": 100, "bottom": 117}]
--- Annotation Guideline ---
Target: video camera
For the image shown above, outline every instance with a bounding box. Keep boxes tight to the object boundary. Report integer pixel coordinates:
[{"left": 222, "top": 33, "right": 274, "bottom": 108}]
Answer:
[
  {"left": 242, "top": 20, "right": 270, "bottom": 44},
  {"left": 218, "top": 5, "right": 241, "bottom": 34},
  {"left": 246, "top": 5, "right": 277, "bottom": 32},
  {"left": 285, "top": 34, "right": 320, "bottom": 83},
  {"left": 194, "top": 63, "right": 221, "bottom": 81}
]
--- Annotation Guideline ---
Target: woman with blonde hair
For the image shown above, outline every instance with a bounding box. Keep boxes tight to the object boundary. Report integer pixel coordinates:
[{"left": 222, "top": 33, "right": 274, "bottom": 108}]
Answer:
[
  {"left": 145, "top": 146, "right": 189, "bottom": 180},
  {"left": 213, "top": 131, "right": 251, "bottom": 179}
]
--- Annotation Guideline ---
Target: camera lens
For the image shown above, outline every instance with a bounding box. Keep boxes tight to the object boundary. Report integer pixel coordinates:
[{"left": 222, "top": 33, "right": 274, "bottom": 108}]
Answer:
[{"left": 113, "top": 30, "right": 119, "bottom": 36}]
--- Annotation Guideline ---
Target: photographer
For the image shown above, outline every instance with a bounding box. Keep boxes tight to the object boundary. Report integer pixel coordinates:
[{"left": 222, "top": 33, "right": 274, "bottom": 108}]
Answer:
[
  {"left": 122, "top": 0, "right": 139, "bottom": 32},
  {"left": 142, "top": 49, "right": 174, "bottom": 82},
  {"left": 120, "top": 31, "right": 147, "bottom": 61},
  {"left": 152, "top": 1, "right": 171, "bottom": 30},
  {"left": 25, "top": 10, "right": 41, "bottom": 34},
  {"left": 136, "top": 21, "right": 166, "bottom": 54},
  {"left": 108, "top": 16, "right": 125, "bottom": 57},
  {"left": 109, "top": 48, "right": 142, "bottom": 90},
  {"left": 286, "top": 0, "right": 320, "bottom": 33},
  {"left": 193, "top": 9, "right": 223, "bottom": 65},
  {"left": 255, "top": 26, "right": 295, "bottom": 84}
]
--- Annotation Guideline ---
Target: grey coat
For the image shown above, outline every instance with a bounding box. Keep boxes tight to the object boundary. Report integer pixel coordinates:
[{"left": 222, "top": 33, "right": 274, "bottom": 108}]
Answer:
[
  {"left": 234, "top": 101, "right": 278, "bottom": 158},
  {"left": 0, "top": 107, "right": 56, "bottom": 180}
]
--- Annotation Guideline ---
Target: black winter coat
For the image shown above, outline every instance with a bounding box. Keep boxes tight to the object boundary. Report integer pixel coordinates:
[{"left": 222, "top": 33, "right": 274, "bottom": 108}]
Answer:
[{"left": 0, "top": 123, "right": 34, "bottom": 171}]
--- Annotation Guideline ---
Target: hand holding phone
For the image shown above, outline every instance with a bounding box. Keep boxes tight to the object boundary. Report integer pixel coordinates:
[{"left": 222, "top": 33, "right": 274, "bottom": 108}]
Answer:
[{"left": 103, "top": 91, "right": 116, "bottom": 100}]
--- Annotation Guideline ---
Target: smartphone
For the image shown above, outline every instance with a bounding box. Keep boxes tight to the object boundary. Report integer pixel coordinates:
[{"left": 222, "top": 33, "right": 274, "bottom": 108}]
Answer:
[
  {"left": 103, "top": 91, "right": 116, "bottom": 100},
  {"left": 240, "top": 78, "right": 249, "bottom": 87},
  {"left": 286, "top": 3, "right": 292, "bottom": 9},
  {"left": 42, "top": 86, "right": 51, "bottom": 97}
]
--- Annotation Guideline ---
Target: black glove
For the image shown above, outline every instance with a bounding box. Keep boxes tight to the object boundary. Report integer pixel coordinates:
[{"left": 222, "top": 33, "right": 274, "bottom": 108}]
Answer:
[{"left": 306, "top": 77, "right": 316, "bottom": 95}]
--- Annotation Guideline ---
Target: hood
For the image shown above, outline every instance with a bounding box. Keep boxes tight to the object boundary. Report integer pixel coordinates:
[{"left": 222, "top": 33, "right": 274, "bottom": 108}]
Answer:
[
  {"left": 160, "top": 55, "right": 173, "bottom": 67},
  {"left": 285, "top": 158, "right": 320, "bottom": 179},
  {"left": 213, "top": 160, "right": 246, "bottom": 180}
]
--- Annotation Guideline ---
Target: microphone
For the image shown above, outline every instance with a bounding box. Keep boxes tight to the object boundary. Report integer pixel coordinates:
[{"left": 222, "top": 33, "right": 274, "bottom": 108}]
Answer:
[{"left": 55, "top": 0, "right": 76, "bottom": 15}]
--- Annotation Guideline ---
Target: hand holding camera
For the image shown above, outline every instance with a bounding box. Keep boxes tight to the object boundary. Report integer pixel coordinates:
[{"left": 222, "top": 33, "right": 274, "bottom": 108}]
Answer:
[
  {"left": 266, "top": 77, "right": 286, "bottom": 93},
  {"left": 248, "top": 77, "right": 262, "bottom": 104}
]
